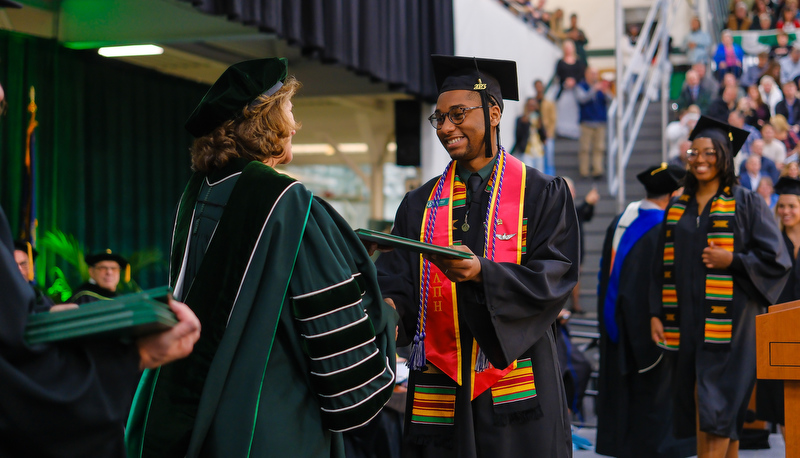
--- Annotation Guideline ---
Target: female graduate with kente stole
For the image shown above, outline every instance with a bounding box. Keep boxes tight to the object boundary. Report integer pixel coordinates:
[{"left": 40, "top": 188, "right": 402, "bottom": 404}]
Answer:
[{"left": 650, "top": 115, "right": 791, "bottom": 458}]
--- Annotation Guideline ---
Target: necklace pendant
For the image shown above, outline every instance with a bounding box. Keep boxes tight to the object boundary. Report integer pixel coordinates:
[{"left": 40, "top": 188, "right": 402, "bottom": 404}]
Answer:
[{"left": 461, "top": 221, "right": 470, "bottom": 231}]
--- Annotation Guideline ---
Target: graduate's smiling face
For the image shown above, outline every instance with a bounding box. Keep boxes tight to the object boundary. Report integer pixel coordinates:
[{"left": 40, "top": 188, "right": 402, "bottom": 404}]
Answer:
[
  {"left": 777, "top": 194, "right": 800, "bottom": 228},
  {"left": 687, "top": 137, "right": 720, "bottom": 183},
  {"left": 434, "top": 90, "right": 500, "bottom": 169}
]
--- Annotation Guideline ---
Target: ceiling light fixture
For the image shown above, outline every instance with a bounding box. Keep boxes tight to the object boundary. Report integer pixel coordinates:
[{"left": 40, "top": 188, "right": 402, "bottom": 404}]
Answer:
[{"left": 98, "top": 45, "right": 164, "bottom": 58}]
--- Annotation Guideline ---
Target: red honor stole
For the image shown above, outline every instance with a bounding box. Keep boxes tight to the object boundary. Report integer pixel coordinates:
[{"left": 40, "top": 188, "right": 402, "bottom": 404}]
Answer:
[{"left": 419, "top": 151, "right": 527, "bottom": 399}]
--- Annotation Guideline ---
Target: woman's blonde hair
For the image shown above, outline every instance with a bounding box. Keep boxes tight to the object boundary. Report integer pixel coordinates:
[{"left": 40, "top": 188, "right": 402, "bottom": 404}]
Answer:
[{"left": 190, "top": 77, "right": 301, "bottom": 172}]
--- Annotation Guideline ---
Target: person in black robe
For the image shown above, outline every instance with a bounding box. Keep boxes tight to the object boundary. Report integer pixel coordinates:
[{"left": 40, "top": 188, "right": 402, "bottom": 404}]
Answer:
[
  {"left": 756, "top": 176, "right": 800, "bottom": 432},
  {"left": 13, "top": 240, "right": 53, "bottom": 312},
  {"left": 0, "top": 205, "right": 201, "bottom": 457},
  {"left": 68, "top": 250, "right": 127, "bottom": 304},
  {"left": 375, "top": 55, "right": 579, "bottom": 458},
  {"left": 596, "top": 163, "right": 696, "bottom": 458},
  {"left": 650, "top": 116, "right": 791, "bottom": 457}
]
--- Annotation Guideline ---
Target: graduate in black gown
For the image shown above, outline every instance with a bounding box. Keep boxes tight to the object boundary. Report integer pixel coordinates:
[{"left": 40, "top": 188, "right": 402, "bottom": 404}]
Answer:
[
  {"left": 756, "top": 176, "right": 800, "bottom": 433},
  {"left": 596, "top": 163, "right": 695, "bottom": 458},
  {"left": 0, "top": 205, "right": 201, "bottom": 457},
  {"left": 650, "top": 116, "right": 791, "bottom": 457},
  {"left": 375, "top": 55, "right": 579, "bottom": 458},
  {"left": 68, "top": 250, "right": 128, "bottom": 304}
]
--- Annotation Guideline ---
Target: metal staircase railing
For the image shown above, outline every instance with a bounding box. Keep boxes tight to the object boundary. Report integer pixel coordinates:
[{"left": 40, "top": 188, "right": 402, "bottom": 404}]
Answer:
[{"left": 607, "top": 0, "right": 677, "bottom": 212}]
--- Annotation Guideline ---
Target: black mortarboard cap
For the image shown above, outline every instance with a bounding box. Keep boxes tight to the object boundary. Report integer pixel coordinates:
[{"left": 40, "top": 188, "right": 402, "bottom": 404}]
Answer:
[
  {"left": 775, "top": 176, "right": 800, "bottom": 195},
  {"left": 13, "top": 240, "right": 37, "bottom": 258},
  {"left": 688, "top": 115, "right": 749, "bottom": 157},
  {"left": 636, "top": 163, "right": 687, "bottom": 195},
  {"left": 185, "top": 58, "right": 288, "bottom": 138},
  {"left": 85, "top": 249, "right": 129, "bottom": 269},
  {"left": 0, "top": 1, "right": 22, "bottom": 8},
  {"left": 431, "top": 55, "right": 519, "bottom": 111},
  {"left": 431, "top": 55, "right": 518, "bottom": 157}
]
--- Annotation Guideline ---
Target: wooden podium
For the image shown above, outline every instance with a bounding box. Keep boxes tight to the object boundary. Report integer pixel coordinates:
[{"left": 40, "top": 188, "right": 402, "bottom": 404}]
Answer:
[{"left": 757, "top": 299, "right": 800, "bottom": 457}]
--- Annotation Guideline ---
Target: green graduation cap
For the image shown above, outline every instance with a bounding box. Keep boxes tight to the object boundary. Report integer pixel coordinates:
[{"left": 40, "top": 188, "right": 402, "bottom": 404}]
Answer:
[
  {"left": 431, "top": 55, "right": 519, "bottom": 157},
  {"left": 185, "top": 58, "right": 289, "bottom": 138},
  {"left": 637, "top": 163, "right": 686, "bottom": 195},
  {"left": 688, "top": 115, "right": 750, "bottom": 157}
]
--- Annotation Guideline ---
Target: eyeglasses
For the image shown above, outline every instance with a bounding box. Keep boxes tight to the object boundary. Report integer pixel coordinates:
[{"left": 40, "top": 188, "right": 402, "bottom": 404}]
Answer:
[
  {"left": 428, "top": 106, "right": 483, "bottom": 129},
  {"left": 686, "top": 149, "right": 718, "bottom": 162},
  {"left": 92, "top": 266, "right": 120, "bottom": 272}
]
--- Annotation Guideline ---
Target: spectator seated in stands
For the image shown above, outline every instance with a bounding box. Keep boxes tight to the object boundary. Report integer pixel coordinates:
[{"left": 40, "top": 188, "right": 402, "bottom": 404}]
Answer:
[
  {"left": 770, "top": 30, "right": 792, "bottom": 60},
  {"left": 694, "top": 61, "right": 720, "bottom": 97},
  {"left": 777, "top": 2, "right": 800, "bottom": 31},
  {"left": 742, "top": 138, "right": 781, "bottom": 182},
  {"left": 684, "top": 16, "right": 711, "bottom": 64},
  {"left": 751, "top": 0, "right": 774, "bottom": 24},
  {"left": 757, "top": 175, "right": 779, "bottom": 209},
  {"left": 740, "top": 51, "right": 770, "bottom": 88},
  {"left": 759, "top": 75, "right": 784, "bottom": 116},
  {"left": 721, "top": 72, "right": 746, "bottom": 99},
  {"left": 740, "top": 154, "right": 771, "bottom": 190},
  {"left": 677, "top": 69, "right": 712, "bottom": 113},
  {"left": 741, "top": 84, "right": 771, "bottom": 128},
  {"left": 751, "top": 12, "right": 775, "bottom": 30},
  {"left": 669, "top": 139, "right": 693, "bottom": 168},
  {"left": 708, "top": 85, "right": 740, "bottom": 121},
  {"left": 782, "top": 160, "right": 800, "bottom": 178},
  {"left": 728, "top": 1, "right": 753, "bottom": 30},
  {"left": 762, "top": 123, "right": 789, "bottom": 167},
  {"left": 713, "top": 30, "right": 744, "bottom": 81},
  {"left": 772, "top": 114, "right": 800, "bottom": 159},
  {"left": 776, "top": 80, "right": 800, "bottom": 129},
  {"left": 781, "top": 41, "right": 800, "bottom": 86}
]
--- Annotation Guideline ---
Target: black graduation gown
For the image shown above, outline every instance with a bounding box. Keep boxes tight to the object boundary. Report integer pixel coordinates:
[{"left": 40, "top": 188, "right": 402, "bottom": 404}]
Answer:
[
  {"left": 68, "top": 282, "right": 117, "bottom": 304},
  {"left": 651, "top": 186, "right": 791, "bottom": 440},
  {"left": 376, "top": 165, "right": 580, "bottom": 458},
  {"left": 756, "top": 231, "right": 800, "bottom": 425},
  {"left": 0, "top": 206, "right": 141, "bottom": 457},
  {"left": 596, "top": 215, "right": 695, "bottom": 458}
]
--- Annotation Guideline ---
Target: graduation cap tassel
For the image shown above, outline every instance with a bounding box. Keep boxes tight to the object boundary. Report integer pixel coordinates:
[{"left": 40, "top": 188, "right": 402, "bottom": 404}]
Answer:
[
  {"left": 480, "top": 90, "right": 492, "bottom": 158},
  {"left": 26, "top": 241, "right": 34, "bottom": 282},
  {"left": 124, "top": 264, "right": 131, "bottom": 283},
  {"left": 407, "top": 332, "right": 427, "bottom": 371}
]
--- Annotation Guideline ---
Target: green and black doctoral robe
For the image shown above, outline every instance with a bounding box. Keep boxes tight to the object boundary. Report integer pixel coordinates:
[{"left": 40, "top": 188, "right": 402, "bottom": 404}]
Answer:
[
  {"left": 651, "top": 186, "right": 790, "bottom": 440},
  {"left": 68, "top": 282, "right": 117, "bottom": 304},
  {"left": 126, "top": 159, "right": 396, "bottom": 458},
  {"left": 376, "top": 164, "right": 579, "bottom": 458},
  {"left": 0, "top": 206, "right": 141, "bottom": 457},
  {"left": 596, "top": 204, "right": 695, "bottom": 458}
]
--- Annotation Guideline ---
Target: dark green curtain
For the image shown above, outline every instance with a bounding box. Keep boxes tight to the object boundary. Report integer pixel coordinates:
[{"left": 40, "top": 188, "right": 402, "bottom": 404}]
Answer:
[{"left": 0, "top": 31, "right": 209, "bottom": 290}]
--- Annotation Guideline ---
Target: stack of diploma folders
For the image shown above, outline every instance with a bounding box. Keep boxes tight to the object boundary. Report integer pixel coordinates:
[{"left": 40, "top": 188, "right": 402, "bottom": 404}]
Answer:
[{"left": 25, "top": 286, "right": 178, "bottom": 345}]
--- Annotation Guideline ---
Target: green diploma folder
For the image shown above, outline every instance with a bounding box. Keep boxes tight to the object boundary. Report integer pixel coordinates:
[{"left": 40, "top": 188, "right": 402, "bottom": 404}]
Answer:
[
  {"left": 25, "top": 286, "right": 178, "bottom": 345},
  {"left": 355, "top": 228, "right": 473, "bottom": 259}
]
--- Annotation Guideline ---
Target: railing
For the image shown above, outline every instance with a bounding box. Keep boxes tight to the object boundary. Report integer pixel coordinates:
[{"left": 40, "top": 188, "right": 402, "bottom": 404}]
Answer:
[{"left": 607, "top": 0, "right": 676, "bottom": 212}]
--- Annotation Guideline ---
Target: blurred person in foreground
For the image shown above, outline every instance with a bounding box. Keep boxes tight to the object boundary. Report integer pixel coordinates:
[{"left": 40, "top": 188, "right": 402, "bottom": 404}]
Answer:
[
  {"left": 0, "top": 205, "right": 200, "bottom": 457},
  {"left": 126, "top": 58, "right": 396, "bottom": 458}
]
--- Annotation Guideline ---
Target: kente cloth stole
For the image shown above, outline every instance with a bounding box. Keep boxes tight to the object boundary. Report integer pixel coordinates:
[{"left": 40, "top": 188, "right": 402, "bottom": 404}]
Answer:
[
  {"left": 660, "top": 187, "right": 736, "bottom": 352},
  {"left": 411, "top": 149, "right": 527, "bottom": 400}
]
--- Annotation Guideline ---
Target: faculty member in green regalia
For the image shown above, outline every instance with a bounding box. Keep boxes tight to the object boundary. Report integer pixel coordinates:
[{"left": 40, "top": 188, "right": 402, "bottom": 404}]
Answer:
[{"left": 126, "top": 58, "right": 397, "bottom": 458}]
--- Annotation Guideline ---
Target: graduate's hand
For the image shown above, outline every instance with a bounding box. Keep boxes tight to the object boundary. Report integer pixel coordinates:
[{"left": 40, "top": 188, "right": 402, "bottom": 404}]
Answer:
[
  {"left": 362, "top": 241, "right": 394, "bottom": 257},
  {"left": 424, "top": 246, "right": 483, "bottom": 283},
  {"left": 650, "top": 317, "right": 665, "bottom": 345},
  {"left": 49, "top": 303, "right": 79, "bottom": 312},
  {"left": 136, "top": 298, "right": 201, "bottom": 371},
  {"left": 701, "top": 241, "right": 733, "bottom": 269}
]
